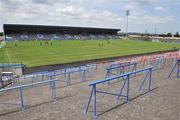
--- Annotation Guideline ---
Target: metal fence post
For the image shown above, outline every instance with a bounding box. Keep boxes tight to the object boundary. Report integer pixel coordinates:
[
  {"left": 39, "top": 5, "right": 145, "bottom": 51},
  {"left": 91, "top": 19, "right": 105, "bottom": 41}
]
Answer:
[
  {"left": 67, "top": 72, "right": 70, "bottom": 85},
  {"left": 177, "top": 61, "right": 180, "bottom": 78},
  {"left": 19, "top": 88, "right": 24, "bottom": 110},
  {"left": 126, "top": 75, "right": 130, "bottom": 102},
  {"left": 148, "top": 68, "right": 152, "bottom": 92},
  {"left": 83, "top": 70, "right": 86, "bottom": 81},
  {"left": 93, "top": 85, "right": 97, "bottom": 118},
  {"left": 51, "top": 80, "right": 56, "bottom": 100}
]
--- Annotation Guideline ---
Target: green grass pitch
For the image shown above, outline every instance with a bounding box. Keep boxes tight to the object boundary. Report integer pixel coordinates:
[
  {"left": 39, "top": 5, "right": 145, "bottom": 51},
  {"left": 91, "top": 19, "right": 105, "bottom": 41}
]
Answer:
[{"left": 0, "top": 39, "right": 179, "bottom": 67}]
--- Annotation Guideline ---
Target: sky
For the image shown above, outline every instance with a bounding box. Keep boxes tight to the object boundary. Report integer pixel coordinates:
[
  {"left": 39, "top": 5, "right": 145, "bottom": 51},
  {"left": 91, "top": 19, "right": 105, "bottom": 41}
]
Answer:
[{"left": 0, "top": 0, "right": 180, "bottom": 34}]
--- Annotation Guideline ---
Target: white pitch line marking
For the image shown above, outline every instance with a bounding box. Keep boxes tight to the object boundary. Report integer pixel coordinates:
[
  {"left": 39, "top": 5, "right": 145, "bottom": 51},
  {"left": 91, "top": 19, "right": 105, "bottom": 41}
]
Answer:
[{"left": 5, "top": 48, "right": 12, "bottom": 64}]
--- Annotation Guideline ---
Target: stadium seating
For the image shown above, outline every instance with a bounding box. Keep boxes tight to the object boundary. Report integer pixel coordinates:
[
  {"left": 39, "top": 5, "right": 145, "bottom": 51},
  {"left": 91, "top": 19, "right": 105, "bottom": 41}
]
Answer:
[
  {"left": 4, "top": 24, "right": 121, "bottom": 41},
  {"left": 5, "top": 32, "right": 120, "bottom": 41}
]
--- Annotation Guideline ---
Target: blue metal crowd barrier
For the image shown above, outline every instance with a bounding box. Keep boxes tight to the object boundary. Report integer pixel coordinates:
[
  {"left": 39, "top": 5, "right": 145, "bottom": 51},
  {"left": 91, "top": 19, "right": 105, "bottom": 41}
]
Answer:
[
  {"left": 50, "top": 68, "right": 86, "bottom": 85},
  {"left": 147, "top": 58, "right": 164, "bottom": 70},
  {"left": 168, "top": 59, "right": 180, "bottom": 78},
  {"left": 13, "top": 71, "right": 50, "bottom": 86},
  {"left": 108, "top": 62, "right": 131, "bottom": 69},
  {"left": 0, "top": 78, "right": 57, "bottom": 110},
  {"left": 14, "top": 65, "right": 91, "bottom": 86},
  {"left": 105, "top": 62, "right": 138, "bottom": 79},
  {"left": 4, "top": 64, "right": 95, "bottom": 86},
  {"left": 84, "top": 66, "right": 153, "bottom": 118},
  {"left": 0, "top": 63, "right": 97, "bottom": 112}
]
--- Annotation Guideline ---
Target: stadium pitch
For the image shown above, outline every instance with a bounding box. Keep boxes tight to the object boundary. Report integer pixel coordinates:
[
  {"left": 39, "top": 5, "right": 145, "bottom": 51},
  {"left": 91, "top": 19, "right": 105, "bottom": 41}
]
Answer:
[{"left": 0, "top": 39, "right": 180, "bottom": 67}]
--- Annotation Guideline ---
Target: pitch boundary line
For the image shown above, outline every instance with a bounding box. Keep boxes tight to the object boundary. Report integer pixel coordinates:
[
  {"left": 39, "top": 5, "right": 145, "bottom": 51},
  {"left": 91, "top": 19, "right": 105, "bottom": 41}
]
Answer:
[{"left": 5, "top": 48, "right": 12, "bottom": 64}]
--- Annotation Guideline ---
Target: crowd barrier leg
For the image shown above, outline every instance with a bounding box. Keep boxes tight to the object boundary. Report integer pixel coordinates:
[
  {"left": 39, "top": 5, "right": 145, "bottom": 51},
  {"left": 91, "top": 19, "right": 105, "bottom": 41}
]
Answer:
[
  {"left": 95, "top": 64, "right": 98, "bottom": 71},
  {"left": 138, "top": 68, "right": 152, "bottom": 92},
  {"left": 42, "top": 74, "right": 44, "bottom": 81},
  {"left": 173, "top": 58, "right": 176, "bottom": 66},
  {"left": 139, "top": 71, "right": 150, "bottom": 91},
  {"left": 177, "top": 62, "right": 180, "bottom": 78},
  {"left": 105, "top": 69, "right": 110, "bottom": 79},
  {"left": 19, "top": 88, "right": 24, "bottom": 110},
  {"left": 158, "top": 59, "right": 160, "bottom": 68},
  {"left": 93, "top": 85, "right": 97, "bottom": 118},
  {"left": 133, "top": 64, "right": 137, "bottom": 76},
  {"left": 32, "top": 77, "right": 34, "bottom": 84},
  {"left": 84, "top": 85, "right": 94, "bottom": 115},
  {"left": 49, "top": 73, "right": 53, "bottom": 89},
  {"left": 67, "top": 72, "right": 70, "bottom": 85},
  {"left": 51, "top": 80, "right": 56, "bottom": 100},
  {"left": 82, "top": 70, "right": 86, "bottom": 81},
  {"left": 79, "top": 67, "right": 81, "bottom": 76},
  {"left": 148, "top": 69, "right": 152, "bottom": 92},
  {"left": 117, "top": 76, "right": 128, "bottom": 100},
  {"left": 84, "top": 85, "right": 97, "bottom": 118},
  {"left": 117, "top": 68, "right": 122, "bottom": 80},
  {"left": 126, "top": 75, "right": 130, "bottom": 102},
  {"left": 64, "top": 69, "right": 67, "bottom": 77},
  {"left": 168, "top": 61, "right": 178, "bottom": 78}
]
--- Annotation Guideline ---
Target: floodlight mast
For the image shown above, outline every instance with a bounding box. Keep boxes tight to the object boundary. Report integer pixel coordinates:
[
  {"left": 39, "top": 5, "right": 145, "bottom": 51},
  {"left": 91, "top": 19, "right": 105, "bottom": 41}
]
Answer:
[
  {"left": 126, "top": 10, "right": 130, "bottom": 38},
  {"left": 154, "top": 27, "right": 157, "bottom": 35}
]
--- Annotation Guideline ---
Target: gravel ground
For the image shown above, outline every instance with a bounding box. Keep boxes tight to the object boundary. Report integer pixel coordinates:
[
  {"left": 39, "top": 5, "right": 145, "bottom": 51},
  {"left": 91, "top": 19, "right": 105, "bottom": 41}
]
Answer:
[{"left": 0, "top": 59, "right": 179, "bottom": 120}]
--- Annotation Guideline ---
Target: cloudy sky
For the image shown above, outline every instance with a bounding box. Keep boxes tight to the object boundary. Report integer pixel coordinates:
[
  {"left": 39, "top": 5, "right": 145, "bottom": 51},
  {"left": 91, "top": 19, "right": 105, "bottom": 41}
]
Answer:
[{"left": 0, "top": 0, "right": 180, "bottom": 33}]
